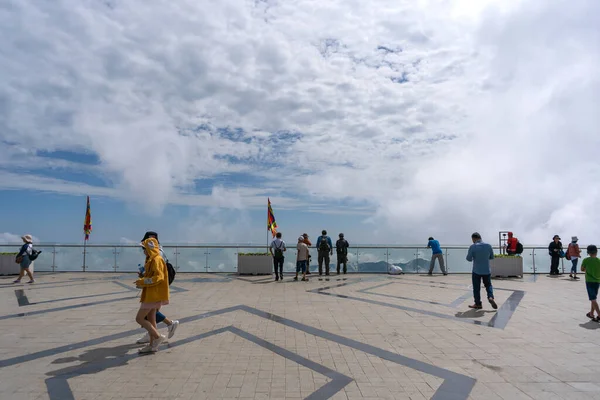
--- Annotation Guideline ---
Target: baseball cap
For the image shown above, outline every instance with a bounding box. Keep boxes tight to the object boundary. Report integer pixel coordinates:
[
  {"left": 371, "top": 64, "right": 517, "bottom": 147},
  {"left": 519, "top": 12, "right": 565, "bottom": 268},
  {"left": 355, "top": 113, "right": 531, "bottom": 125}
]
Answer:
[{"left": 298, "top": 236, "right": 304, "bottom": 242}]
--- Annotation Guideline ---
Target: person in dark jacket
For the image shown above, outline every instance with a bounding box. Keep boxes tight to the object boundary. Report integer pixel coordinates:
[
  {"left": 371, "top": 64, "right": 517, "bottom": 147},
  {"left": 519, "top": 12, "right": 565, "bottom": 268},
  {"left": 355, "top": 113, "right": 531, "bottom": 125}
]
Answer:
[
  {"left": 13, "top": 234, "right": 35, "bottom": 284},
  {"left": 548, "top": 235, "right": 563, "bottom": 275},
  {"left": 335, "top": 233, "right": 350, "bottom": 274}
]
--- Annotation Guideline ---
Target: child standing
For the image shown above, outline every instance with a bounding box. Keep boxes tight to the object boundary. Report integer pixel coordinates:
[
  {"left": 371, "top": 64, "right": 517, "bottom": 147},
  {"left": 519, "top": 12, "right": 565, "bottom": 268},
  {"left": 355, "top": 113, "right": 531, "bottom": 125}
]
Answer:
[{"left": 582, "top": 245, "right": 600, "bottom": 322}]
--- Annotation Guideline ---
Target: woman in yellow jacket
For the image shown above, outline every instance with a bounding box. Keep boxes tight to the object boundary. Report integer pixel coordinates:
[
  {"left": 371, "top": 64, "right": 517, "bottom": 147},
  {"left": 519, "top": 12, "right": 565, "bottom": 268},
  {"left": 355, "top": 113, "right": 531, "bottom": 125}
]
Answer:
[{"left": 135, "top": 237, "right": 170, "bottom": 354}]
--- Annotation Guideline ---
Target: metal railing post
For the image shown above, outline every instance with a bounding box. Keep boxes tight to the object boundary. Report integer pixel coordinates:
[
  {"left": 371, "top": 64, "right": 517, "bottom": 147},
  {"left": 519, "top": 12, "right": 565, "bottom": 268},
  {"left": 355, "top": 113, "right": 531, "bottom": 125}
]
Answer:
[
  {"left": 204, "top": 249, "right": 210, "bottom": 273},
  {"left": 445, "top": 248, "right": 449, "bottom": 274},
  {"left": 415, "top": 248, "right": 419, "bottom": 274},
  {"left": 175, "top": 246, "right": 179, "bottom": 271},
  {"left": 52, "top": 245, "right": 56, "bottom": 272},
  {"left": 532, "top": 248, "right": 536, "bottom": 274},
  {"left": 113, "top": 246, "right": 118, "bottom": 272}
]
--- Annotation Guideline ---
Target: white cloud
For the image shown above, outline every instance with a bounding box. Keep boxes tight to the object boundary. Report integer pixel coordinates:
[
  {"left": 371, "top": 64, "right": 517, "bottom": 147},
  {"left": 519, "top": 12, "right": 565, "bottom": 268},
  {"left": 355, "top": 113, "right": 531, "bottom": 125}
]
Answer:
[
  {"left": 0, "top": 232, "right": 40, "bottom": 244},
  {"left": 1, "top": 0, "right": 599, "bottom": 244}
]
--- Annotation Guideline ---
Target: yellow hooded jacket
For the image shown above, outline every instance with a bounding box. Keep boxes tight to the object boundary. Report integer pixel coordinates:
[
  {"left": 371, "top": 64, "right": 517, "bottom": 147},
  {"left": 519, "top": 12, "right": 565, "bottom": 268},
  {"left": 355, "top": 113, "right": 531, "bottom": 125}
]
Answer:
[{"left": 136, "top": 238, "right": 169, "bottom": 304}]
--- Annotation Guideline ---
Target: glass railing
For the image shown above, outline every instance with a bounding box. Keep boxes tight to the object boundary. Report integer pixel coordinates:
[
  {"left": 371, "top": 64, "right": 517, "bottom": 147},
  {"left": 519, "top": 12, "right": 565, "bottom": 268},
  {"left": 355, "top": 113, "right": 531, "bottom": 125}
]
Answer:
[{"left": 0, "top": 244, "right": 574, "bottom": 274}]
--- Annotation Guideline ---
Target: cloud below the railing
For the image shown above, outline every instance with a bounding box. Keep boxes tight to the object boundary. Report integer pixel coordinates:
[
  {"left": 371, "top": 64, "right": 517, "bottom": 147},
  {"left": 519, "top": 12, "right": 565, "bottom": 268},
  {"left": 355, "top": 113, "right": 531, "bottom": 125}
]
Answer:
[{"left": 1, "top": 0, "right": 599, "bottom": 244}]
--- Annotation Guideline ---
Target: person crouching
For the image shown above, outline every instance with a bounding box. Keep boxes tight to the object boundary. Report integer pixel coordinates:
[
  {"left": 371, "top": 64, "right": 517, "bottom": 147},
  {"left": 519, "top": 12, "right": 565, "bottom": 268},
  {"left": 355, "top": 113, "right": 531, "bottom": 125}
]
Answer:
[{"left": 135, "top": 237, "right": 170, "bottom": 354}]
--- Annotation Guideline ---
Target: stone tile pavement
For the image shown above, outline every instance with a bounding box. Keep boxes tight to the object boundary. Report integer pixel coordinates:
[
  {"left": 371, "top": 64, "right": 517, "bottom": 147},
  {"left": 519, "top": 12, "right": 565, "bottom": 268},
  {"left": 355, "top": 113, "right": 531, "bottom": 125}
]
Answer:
[{"left": 1, "top": 272, "right": 600, "bottom": 399}]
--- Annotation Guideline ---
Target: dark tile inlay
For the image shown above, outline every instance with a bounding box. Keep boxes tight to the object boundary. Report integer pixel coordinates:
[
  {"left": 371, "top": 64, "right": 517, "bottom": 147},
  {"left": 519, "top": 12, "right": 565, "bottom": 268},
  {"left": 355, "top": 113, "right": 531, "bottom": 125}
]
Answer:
[
  {"left": 0, "top": 295, "right": 138, "bottom": 321},
  {"left": 45, "top": 326, "right": 352, "bottom": 400},
  {"left": 16, "top": 290, "right": 128, "bottom": 307},
  {"left": 110, "top": 280, "right": 188, "bottom": 293},
  {"left": 357, "top": 282, "right": 472, "bottom": 308},
  {"left": 309, "top": 279, "right": 525, "bottom": 330},
  {"left": 0, "top": 305, "right": 476, "bottom": 400}
]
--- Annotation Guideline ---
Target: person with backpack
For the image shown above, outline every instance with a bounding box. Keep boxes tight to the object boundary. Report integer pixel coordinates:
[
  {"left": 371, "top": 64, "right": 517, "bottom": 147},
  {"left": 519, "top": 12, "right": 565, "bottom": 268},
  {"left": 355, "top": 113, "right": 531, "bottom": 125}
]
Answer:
[
  {"left": 13, "top": 234, "right": 37, "bottom": 284},
  {"left": 136, "top": 231, "right": 179, "bottom": 345},
  {"left": 567, "top": 236, "right": 582, "bottom": 280},
  {"left": 548, "top": 235, "right": 564, "bottom": 275},
  {"left": 135, "top": 236, "right": 170, "bottom": 354},
  {"left": 506, "top": 232, "right": 518, "bottom": 255},
  {"left": 335, "top": 233, "right": 349, "bottom": 274},
  {"left": 316, "top": 230, "right": 333, "bottom": 276},
  {"left": 270, "top": 232, "right": 286, "bottom": 281}
]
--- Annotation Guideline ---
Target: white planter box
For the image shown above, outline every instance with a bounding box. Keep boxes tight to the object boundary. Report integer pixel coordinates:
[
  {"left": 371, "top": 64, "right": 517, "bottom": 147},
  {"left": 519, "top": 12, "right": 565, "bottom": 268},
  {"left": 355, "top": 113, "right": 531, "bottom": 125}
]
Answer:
[
  {"left": 0, "top": 255, "right": 34, "bottom": 275},
  {"left": 491, "top": 257, "right": 523, "bottom": 278},
  {"left": 237, "top": 255, "right": 272, "bottom": 275}
]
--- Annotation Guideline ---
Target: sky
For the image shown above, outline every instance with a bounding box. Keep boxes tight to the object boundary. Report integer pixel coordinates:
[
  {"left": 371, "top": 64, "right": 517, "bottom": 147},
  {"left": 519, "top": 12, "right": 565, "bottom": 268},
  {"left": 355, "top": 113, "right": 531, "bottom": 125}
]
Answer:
[{"left": 1, "top": 0, "right": 599, "bottom": 246}]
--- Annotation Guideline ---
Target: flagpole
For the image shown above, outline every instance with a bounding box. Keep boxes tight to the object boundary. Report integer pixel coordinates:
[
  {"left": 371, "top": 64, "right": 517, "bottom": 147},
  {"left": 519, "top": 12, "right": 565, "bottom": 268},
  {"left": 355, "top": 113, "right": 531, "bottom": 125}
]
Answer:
[{"left": 82, "top": 237, "right": 87, "bottom": 272}]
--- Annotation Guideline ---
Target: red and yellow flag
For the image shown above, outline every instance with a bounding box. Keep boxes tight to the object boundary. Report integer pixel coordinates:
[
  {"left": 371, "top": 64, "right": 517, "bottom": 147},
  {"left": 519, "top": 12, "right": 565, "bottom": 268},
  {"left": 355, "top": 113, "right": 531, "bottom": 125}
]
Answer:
[
  {"left": 267, "top": 198, "right": 277, "bottom": 238},
  {"left": 84, "top": 196, "right": 92, "bottom": 241}
]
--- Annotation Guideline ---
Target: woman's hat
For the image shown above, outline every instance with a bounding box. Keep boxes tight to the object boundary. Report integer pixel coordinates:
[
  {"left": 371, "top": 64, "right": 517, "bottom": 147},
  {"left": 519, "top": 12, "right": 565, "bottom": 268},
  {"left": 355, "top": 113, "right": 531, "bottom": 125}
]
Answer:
[
  {"left": 21, "top": 234, "right": 33, "bottom": 243},
  {"left": 298, "top": 236, "right": 304, "bottom": 242},
  {"left": 553, "top": 235, "right": 561, "bottom": 240},
  {"left": 572, "top": 236, "right": 578, "bottom": 242}
]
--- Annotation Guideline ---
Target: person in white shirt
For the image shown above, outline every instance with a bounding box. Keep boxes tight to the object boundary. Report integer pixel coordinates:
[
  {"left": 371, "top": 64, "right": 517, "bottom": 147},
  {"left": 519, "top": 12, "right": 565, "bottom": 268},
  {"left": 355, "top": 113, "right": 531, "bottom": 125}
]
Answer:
[{"left": 270, "top": 232, "right": 286, "bottom": 281}]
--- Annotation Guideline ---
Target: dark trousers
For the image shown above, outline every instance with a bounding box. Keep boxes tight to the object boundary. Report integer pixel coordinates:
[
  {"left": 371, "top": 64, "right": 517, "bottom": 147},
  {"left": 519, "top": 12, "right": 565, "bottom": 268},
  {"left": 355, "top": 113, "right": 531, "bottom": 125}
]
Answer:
[
  {"left": 145, "top": 311, "right": 166, "bottom": 324},
  {"left": 472, "top": 273, "right": 493, "bottom": 306},
  {"left": 550, "top": 256, "right": 560, "bottom": 275},
  {"left": 336, "top": 254, "right": 347, "bottom": 273},
  {"left": 273, "top": 257, "right": 284, "bottom": 278},
  {"left": 318, "top": 251, "right": 330, "bottom": 275}
]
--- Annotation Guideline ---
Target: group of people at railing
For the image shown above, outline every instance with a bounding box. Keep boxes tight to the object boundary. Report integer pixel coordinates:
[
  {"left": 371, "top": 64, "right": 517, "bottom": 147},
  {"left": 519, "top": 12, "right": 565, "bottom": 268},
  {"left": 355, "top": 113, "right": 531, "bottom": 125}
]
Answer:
[{"left": 269, "top": 230, "right": 350, "bottom": 281}]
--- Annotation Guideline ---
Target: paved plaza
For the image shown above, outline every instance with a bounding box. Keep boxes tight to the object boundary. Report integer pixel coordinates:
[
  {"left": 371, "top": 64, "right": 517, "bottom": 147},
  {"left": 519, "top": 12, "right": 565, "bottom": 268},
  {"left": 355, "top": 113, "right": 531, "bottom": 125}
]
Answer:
[{"left": 1, "top": 272, "right": 599, "bottom": 400}]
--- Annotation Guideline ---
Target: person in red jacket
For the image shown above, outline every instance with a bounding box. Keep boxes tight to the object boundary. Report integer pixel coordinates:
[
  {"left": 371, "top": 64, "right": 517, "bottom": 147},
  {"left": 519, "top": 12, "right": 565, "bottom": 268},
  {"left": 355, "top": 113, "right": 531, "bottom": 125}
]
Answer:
[{"left": 506, "top": 232, "right": 519, "bottom": 255}]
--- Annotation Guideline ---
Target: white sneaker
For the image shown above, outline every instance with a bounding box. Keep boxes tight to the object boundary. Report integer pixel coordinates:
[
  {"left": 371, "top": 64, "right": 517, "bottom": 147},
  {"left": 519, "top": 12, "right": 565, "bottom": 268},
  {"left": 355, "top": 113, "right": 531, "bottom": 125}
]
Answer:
[
  {"left": 138, "top": 344, "right": 155, "bottom": 354},
  {"left": 151, "top": 334, "right": 166, "bottom": 352},
  {"left": 136, "top": 332, "right": 150, "bottom": 344},
  {"left": 167, "top": 320, "right": 179, "bottom": 339}
]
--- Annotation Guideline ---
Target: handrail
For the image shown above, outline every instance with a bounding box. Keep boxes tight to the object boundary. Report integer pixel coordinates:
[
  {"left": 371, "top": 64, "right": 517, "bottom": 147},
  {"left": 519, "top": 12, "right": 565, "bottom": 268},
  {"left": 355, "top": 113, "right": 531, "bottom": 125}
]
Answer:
[{"left": 0, "top": 243, "right": 583, "bottom": 249}]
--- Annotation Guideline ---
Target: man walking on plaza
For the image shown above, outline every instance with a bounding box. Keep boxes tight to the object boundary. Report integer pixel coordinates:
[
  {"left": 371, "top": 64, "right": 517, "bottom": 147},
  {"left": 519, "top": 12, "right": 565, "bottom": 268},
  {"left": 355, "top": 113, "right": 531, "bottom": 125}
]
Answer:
[
  {"left": 466, "top": 232, "right": 497, "bottom": 310},
  {"left": 427, "top": 236, "right": 447, "bottom": 275},
  {"left": 336, "top": 233, "right": 350, "bottom": 274},
  {"left": 316, "top": 230, "right": 333, "bottom": 276},
  {"left": 270, "top": 232, "right": 286, "bottom": 281}
]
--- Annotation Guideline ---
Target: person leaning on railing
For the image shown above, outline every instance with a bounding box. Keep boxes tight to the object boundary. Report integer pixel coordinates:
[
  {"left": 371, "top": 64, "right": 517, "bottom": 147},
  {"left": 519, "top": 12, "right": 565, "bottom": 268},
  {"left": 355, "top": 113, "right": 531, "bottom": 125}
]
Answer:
[{"left": 548, "top": 235, "right": 563, "bottom": 275}]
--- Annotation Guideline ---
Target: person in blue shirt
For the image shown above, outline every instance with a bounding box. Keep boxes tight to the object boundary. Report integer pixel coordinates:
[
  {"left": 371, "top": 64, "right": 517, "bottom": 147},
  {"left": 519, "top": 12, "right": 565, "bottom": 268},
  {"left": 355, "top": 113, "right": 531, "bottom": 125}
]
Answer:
[
  {"left": 316, "top": 230, "right": 333, "bottom": 276},
  {"left": 427, "top": 237, "right": 447, "bottom": 275},
  {"left": 466, "top": 232, "right": 497, "bottom": 310}
]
